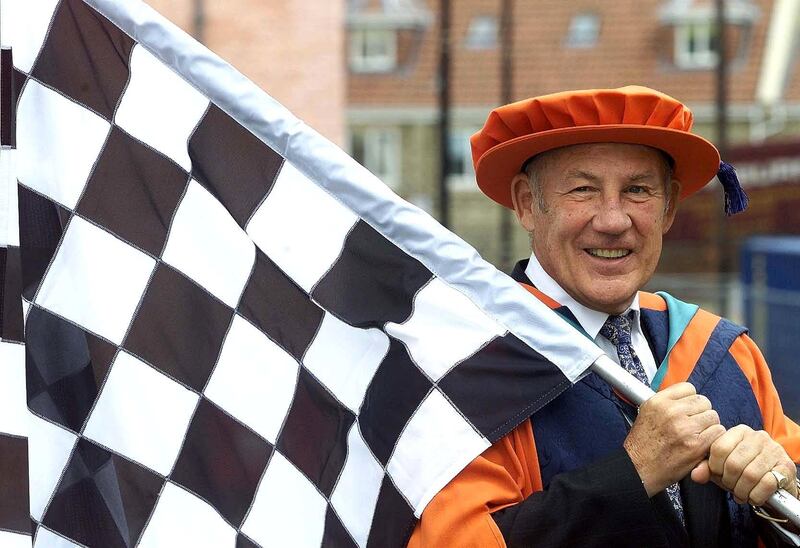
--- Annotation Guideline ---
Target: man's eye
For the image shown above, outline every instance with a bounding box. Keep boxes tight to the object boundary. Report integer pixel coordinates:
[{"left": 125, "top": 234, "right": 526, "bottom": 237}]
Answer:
[
  {"left": 627, "top": 185, "right": 647, "bottom": 194},
  {"left": 571, "top": 186, "right": 593, "bottom": 193}
]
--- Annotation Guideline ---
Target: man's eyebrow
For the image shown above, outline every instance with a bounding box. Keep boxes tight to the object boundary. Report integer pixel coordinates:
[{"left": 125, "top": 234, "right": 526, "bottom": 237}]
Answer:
[
  {"left": 627, "top": 171, "right": 659, "bottom": 182},
  {"left": 564, "top": 169, "right": 659, "bottom": 182},
  {"left": 565, "top": 169, "right": 601, "bottom": 181}
]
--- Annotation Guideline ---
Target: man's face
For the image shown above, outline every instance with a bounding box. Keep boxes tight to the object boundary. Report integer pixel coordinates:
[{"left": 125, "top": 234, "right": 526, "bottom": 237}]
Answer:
[{"left": 511, "top": 143, "right": 680, "bottom": 314}]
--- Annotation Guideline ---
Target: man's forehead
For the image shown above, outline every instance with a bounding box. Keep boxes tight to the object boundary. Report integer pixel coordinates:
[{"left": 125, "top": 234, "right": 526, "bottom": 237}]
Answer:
[{"left": 523, "top": 143, "right": 673, "bottom": 177}]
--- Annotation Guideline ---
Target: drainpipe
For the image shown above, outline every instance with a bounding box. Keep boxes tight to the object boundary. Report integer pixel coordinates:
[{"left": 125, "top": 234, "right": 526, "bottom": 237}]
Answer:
[
  {"left": 193, "top": 0, "right": 206, "bottom": 44},
  {"left": 716, "top": 0, "right": 730, "bottom": 317},
  {"left": 437, "top": 0, "right": 451, "bottom": 228},
  {"left": 498, "top": 0, "right": 514, "bottom": 272},
  {"left": 752, "top": 0, "right": 799, "bottom": 142}
]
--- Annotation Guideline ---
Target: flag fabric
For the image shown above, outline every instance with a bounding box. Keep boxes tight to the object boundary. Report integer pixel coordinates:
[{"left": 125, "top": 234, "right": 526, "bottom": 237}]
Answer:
[
  {"left": 1, "top": 43, "right": 32, "bottom": 548},
  {"left": 0, "top": 0, "right": 603, "bottom": 546}
]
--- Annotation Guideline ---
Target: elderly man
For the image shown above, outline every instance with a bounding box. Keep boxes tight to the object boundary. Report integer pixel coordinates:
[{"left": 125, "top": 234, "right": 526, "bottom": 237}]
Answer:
[{"left": 408, "top": 87, "right": 800, "bottom": 547}]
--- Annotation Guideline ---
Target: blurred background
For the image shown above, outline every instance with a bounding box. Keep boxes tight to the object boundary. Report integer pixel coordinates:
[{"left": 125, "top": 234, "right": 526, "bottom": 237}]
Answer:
[{"left": 146, "top": 0, "right": 799, "bottom": 417}]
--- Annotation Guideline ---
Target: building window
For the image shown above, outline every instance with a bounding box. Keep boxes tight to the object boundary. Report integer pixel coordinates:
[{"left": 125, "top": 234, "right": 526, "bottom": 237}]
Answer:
[
  {"left": 351, "top": 127, "right": 402, "bottom": 188},
  {"left": 565, "top": 13, "right": 600, "bottom": 48},
  {"left": 674, "top": 21, "right": 718, "bottom": 69},
  {"left": 349, "top": 28, "right": 397, "bottom": 73},
  {"left": 465, "top": 16, "right": 497, "bottom": 49},
  {"left": 447, "top": 128, "right": 479, "bottom": 191}
]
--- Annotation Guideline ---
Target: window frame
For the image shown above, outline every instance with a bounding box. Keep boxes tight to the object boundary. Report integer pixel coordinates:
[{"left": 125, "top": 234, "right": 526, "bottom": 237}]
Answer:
[
  {"left": 446, "top": 127, "right": 480, "bottom": 192},
  {"left": 464, "top": 15, "right": 498, "bottom": 50},
  {"left": 565, "top": 12, "right": 601, "bottom": 49},
  {"left": 351, "top": 126, "right": 402, "bottom": 189},
  {"left": 348, "top": 27, "right": 398, "bottom": 73},
  {"left": 674, "top": 21, "right": 719, "bottom": 69}
]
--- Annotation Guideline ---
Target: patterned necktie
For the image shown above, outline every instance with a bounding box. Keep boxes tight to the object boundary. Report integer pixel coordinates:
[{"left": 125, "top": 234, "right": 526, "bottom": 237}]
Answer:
[{"left": 600, "top": 313, "right": 686, "bottom": 525}]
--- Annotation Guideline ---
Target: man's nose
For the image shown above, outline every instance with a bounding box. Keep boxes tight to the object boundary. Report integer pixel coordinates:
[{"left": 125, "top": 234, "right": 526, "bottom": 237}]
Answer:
[{"left": 591, "top": 195, "right": 633, "bottom": 234}]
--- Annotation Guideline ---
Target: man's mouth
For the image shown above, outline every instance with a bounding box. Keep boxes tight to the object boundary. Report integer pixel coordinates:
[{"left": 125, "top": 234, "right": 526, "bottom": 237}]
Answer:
[{"left": 586, "top": 248, "right": 631, "bottom": 259}]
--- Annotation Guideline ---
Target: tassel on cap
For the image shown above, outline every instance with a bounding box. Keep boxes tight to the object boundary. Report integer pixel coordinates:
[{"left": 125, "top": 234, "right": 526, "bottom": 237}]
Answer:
[{"left": 717, "top": 161, "right": 748, "bottom": 216}]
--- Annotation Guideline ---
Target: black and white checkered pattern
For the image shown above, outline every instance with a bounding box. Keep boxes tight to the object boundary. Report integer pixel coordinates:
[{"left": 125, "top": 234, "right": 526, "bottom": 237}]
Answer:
[
  {"left": 1, "top": 1, "right": 600, "bottom": 546},
  {"left": 1, "top": 42, "right": 34, "bottom": 548}
]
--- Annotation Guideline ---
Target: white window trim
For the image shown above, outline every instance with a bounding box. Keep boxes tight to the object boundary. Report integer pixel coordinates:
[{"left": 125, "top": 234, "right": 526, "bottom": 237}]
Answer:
[
  {"left": 349, "top": 28, "right": 398, "bottom": 73},
  {"left": 447, "top": 173, "right": 479, "bottom": 192},
  {"left": 447, "top": 128, "right": 480, "bottom": 192},
  {"left": 674, "top": 22, "right": 718, "bottom": 69},
  {"left": 355, "top": 127, "right": 402, "bottom": 189},
  {"left": 464, "top": 15, "right": 498, "bottom": 50},
  {"left": 565, "top": 12, "right": 601, "bottom": 48}
]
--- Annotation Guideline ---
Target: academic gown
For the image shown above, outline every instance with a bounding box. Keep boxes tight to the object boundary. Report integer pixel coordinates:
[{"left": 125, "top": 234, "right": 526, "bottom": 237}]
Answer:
[{"left": 408, "top": 260, "right": 800, "bottom": 548}]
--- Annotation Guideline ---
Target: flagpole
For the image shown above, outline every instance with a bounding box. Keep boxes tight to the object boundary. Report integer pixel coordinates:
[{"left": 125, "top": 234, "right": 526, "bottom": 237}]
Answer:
[{"left": 591, "top": 356, "right": 800, "bottom": 528}]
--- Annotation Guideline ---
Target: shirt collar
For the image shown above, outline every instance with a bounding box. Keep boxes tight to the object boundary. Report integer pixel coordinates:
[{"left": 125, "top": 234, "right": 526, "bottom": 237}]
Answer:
[{"left": 524, "top": 252, "right": 641, "bottom": 339}]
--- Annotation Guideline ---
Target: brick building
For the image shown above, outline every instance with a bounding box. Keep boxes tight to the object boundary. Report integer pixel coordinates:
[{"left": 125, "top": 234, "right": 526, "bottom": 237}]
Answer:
[
  {"left": 147, "top": 0, "right": 346, "bottom": 146},
  {"left": 346, "top": 0, "right": 800, "bottom": 274}
]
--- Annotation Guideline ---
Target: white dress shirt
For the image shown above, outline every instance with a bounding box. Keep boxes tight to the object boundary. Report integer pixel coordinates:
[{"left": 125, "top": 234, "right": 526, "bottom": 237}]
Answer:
[{"left": 524, "top": 253, "right": 658, "bottom": 382}]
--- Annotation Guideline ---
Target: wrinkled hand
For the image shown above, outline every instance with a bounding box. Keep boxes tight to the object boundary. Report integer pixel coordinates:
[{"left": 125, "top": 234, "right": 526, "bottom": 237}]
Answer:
[
  {"left": 624, "top": 382, "right": 725, "bottom": 497},
  {"left": 690, "top": 424, "right": 798, "bottom": 506}
]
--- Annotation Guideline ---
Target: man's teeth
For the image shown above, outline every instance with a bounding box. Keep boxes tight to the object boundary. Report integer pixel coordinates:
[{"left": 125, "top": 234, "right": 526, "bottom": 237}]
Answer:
[{"left": 587, "top": 248, "right": 630, "bottom": 258}]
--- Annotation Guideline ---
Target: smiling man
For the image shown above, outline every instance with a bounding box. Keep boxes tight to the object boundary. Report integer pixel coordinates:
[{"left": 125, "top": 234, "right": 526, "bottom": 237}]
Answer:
[
  {"left": 408, "top": 87, "right": 800, "bottom": 547},
  {"left": 514, "top": 143, "right": 677, "bottom": 316}
]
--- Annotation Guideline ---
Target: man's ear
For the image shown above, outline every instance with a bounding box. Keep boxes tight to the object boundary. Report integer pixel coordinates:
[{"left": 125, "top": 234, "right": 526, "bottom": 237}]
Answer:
[
  {"left": 510, "top": 173, "right": 536, "bottom": 232},
  {"left": 662, "top": 179, "right": 681, "bottom": 234}
]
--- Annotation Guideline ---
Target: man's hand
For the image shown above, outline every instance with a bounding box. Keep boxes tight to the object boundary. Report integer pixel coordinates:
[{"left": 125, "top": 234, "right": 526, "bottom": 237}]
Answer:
[
  {"left": 690, "top": 425, "right": 798, "bottom": 505},
  {"left": 623, "top": 382, "right": 725, "bottom": 497}
]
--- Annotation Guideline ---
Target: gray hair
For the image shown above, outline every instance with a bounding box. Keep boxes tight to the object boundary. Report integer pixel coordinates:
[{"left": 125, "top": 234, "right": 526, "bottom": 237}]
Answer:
[{"left": 522, "top": 154, "right": 551, "bottom": 213}]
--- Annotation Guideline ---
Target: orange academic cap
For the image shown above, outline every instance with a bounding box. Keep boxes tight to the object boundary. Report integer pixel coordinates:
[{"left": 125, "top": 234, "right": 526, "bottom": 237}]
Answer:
[{"left": 470, "top": 86, "right": 746, "bottom": 214}]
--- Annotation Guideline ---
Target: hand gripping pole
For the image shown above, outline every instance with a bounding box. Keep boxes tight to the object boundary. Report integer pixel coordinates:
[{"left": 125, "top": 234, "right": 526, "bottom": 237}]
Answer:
[{"left": 590, "top": 354, "right": 800, "bottom": 529}]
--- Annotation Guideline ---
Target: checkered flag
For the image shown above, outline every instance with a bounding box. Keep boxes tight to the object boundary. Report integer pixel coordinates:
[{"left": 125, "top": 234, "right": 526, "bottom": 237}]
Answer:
[
  {"left": 1, "top": 1, "right": 603, "bottom": 546},
  {"left": 0, "top": 41, "right": 31, "bottom": 548}
]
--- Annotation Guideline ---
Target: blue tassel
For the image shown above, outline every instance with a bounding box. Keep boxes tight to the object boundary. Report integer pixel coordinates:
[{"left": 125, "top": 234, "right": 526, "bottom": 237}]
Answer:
[{"left": 717, "top": 161, "right": 748, "bottom": 216}]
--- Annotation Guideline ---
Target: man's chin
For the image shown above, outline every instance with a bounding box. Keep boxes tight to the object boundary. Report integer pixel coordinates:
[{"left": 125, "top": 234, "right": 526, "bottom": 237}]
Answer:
[{"left": 574, "top": 284, "right": 638, "bottom": 315}]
